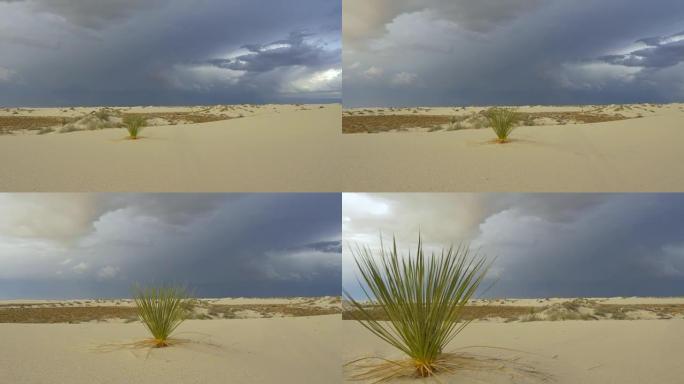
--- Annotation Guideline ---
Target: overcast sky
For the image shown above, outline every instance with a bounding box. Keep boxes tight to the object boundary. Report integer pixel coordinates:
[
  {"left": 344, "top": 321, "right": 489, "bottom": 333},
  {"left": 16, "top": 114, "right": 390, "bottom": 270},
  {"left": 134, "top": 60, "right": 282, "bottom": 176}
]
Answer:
[
  {"left": 343, "top": 193, "right": 684, "bottom": 299},
  {"left": 0, "top": 0, "right": 341, "bottom": 106},
  {"left": 0, "top": 193, "right": 341, "bottom": 299},
  {"left": 343, "top": 0, "right": 684, "bottom": 107}
]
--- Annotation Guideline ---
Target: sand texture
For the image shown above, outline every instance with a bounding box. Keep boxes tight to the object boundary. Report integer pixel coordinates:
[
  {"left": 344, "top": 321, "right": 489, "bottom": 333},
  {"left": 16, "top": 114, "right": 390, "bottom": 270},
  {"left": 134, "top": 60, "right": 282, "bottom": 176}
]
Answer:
[
  {"left": 343, "top": 318, "right": 684, "bottom": 383},
  {"left": 0, "top": 296, "right": 341, "bottom": 383},
  {"left": 2, "top": 103, "right": 683, "bottom": 191},
  {"left": 1, "top": 315, "right": 341, "bottom": 383},
  {"left": 0, "top": 104, "right": 342, "bottom": 192},
  {"left": 340, "top": 103, "right": 684, "bottom": 192},
  {"left": 342, "top": 297, "right": 684, "bottom": 383}
]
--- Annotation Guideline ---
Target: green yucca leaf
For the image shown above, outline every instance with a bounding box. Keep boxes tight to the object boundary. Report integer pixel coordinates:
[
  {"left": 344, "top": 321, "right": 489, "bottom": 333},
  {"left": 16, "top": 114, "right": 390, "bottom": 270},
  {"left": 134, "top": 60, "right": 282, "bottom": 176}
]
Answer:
[
  {"left": 133, "top": 285, "right": 189, "bottom": 347},
  {"left": 123, "top": 115, "right": 147, "bottom": 139},
  {"left": 344, "top": 235, "right": 490, "bottom": 377},
  {"left": 485, "top": 108, "right": 518, "bottom": 143}
]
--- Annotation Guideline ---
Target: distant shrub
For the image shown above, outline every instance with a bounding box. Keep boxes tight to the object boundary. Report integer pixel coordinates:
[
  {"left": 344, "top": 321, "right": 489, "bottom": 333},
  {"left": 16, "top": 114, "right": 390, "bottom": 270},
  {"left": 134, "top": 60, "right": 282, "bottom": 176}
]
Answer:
[
  {"left": 123, "top": 115, "right": 147, "bottom": 139},
  {"left": 485, "top": 108, "right": 518, "bottom": 143}
]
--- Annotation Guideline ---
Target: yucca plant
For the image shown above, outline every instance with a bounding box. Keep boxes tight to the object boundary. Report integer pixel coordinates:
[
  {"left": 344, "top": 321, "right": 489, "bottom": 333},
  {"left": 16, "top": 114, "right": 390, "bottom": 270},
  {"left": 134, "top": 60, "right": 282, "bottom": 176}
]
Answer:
[
  {"left": 344, "top": 235, "right": 490, "bottom": 381},
  {"left": 133, "top": 285, "right": 189, "bottom": 348},
  {"left": 123, "top": 115, "right": 146, "bottom": 139},
  {"left": 485, "top": 108, "right": 518, "bottom": 143}
]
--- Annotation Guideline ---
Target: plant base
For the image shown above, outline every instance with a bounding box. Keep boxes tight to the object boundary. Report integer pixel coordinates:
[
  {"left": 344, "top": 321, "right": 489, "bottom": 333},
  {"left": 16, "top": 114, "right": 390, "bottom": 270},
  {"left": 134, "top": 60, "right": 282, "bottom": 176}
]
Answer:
[{"left": 345, "top": 352, "right": 552, "bottom": 383}]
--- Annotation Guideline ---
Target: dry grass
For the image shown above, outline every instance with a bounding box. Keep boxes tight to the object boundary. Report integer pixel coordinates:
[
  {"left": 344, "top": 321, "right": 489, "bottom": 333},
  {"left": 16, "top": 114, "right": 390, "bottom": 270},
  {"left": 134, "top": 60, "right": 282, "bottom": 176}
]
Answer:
[
  {"left": 516, "top": 111, "right": 628, "bottom": 125},
  {"left": 207, "top": 303, "right": 340, "bottom": 318},
  {"left": 342, "top": 115, "right": 455, "bottom": 133},
  {"left": 343, "top": 301, "right": 684, "bottom": 322},
  {"left": 0, "top": 306, "right": 138, "bottom": 323},
  {"left": 0, "top": 112, "right": 232, "bottom": 135},
  {"left": 121, "top": 112, "right": 230, "bottom": 124},
  {"left": 0, "top": 116, "right": 68, "bottom": 134},
  {"left": 0, "top": 298, "right": 341, "bottom": 323},
  {"left": 342, "top": 111, "right": 632, "bottom": 133},
  {"left": 343, "top": 305, "right": 536, "bottom": 322}
]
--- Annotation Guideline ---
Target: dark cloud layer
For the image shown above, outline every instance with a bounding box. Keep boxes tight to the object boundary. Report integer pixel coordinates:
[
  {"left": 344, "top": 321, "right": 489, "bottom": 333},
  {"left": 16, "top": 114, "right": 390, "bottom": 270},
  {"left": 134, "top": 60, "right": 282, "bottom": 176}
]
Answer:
[
  {"left": 0, "top": 194, "right": 342, "bottom": 299},
  {"left": 0, "top": 0, "right": 341, "bottom": 106},
  {"left": 600, "top": 33, "right": 684, "bottom": 68},
  {"left": 343, "top": 194, "right": 684, "bottom": 299},
  {"left": 343, "top": 0, "right": 684, "bottom": 107}
]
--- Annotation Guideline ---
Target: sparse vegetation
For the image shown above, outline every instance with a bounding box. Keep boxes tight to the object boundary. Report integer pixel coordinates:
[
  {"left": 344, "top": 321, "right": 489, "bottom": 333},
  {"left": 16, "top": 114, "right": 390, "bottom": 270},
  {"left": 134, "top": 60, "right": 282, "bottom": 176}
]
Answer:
[
  {"left": 123, "top": 115, "right": 147, "bottom": 139},
  {"left": 344, "top": 235, "right": 490, "bottom": 380},
  {"left": 133, "top": 285, "right": 189, "bottom": 348},
  {"left": 447, "top": 115, "right": 466, "bottom": 131},
  {"left": 485, "top": 108, "right": 518, "bottom": 143},
  {"left": 342, "top": 108, "right": 632, "bottom": 133}
]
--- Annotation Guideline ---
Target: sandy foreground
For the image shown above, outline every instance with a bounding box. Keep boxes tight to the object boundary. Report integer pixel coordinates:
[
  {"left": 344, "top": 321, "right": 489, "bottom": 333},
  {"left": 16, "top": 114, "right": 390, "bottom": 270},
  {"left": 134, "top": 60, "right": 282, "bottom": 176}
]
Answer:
[
  {"left": 2, "top": 103, "right": 683, "bottom": 191},
  {"left": 0, "top": 104, "right": 342, "bottom": 192},
  {"left": 0, "top": 297, "right": 341, "bottom": 383},
  {"left": 340, "top": 103, "right": 684, "bottom": 192},
  {"left": 342, "top": 297, "right": 684, "bottom": 383}
]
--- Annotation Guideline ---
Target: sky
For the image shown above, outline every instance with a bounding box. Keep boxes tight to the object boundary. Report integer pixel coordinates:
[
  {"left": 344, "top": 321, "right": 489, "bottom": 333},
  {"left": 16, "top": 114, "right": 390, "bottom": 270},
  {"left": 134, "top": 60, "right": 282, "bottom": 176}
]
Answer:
[
  {"left": 343, "top": 193, "right": 684, "bottom": 299},
  {"left": 343, "top": 0, "right": 684, "bottom": 107},
  {"left": 0, "top": 193, "right": 341, "bottom": 299},
  {"left": 0, "top": 0, "right": 341, "bottom": 106}
]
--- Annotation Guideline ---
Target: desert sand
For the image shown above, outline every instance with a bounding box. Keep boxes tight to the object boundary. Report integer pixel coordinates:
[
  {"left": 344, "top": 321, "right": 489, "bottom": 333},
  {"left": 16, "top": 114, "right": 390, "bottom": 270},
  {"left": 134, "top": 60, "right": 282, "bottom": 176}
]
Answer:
[
  {"left": 340, "top": 103, "right": 684, "bottom": 192},
  {"left": 0, "top": 104, "right": 342, "bottom": 192},
  {"left": 3, "top": 103, "right": 684, "bottom": 192},
  {"left": 0, "top": 297, "right": 341, "bottom": 383},
  {"left": 342, "top": 297, "right": 684, "bottom": 383}
]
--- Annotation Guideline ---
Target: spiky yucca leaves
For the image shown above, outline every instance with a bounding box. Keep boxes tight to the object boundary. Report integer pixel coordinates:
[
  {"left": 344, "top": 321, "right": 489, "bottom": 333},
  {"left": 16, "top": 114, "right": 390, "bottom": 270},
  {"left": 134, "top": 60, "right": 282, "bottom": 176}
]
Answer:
[
  {"left": 345, "top": 236, "right": 490, "bottom": 380},
  {"left": 133, "top": 285, "right": 189, "bottom": 347},
  {"left": 485, "top": 108, "right": 518, "bottom": 143},
  {"left": 123, "top": 115, "right": 146, "bottom": 139}
]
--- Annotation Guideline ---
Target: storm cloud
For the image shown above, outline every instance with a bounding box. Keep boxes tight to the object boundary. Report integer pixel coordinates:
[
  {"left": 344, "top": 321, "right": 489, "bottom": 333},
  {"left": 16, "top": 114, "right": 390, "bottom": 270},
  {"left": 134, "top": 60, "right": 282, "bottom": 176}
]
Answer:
[
  {"left": 343, "top": 0, "right": 684, "bottom": 107},
  {"left": 343, "top": 193, "right": 684, "bottom": 299},
  {"left": 0, "top": 193, "right": 342, "bottom": 299},
  {"left": 0, "top": 0, "right": 341, "bottom": 106}
]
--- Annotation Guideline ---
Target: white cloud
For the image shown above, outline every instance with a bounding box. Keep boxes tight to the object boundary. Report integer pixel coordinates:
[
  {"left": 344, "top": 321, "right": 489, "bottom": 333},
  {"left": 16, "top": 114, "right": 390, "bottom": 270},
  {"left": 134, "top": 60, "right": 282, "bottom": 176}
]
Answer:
[
  {"left": 97, "top": 265, "right": 120, "bottom": 280},
  {"left": 556, "top": 62, "right": 641, "bottom": 90},
  {"left": 261, "top": 249, "right": 340, "bottom": 281},
  {"left": 163, "top": 64, "right": 246, "bottom": 91},
  {"left": 72, "top": 262, "right": 88, "bottom": 273},
  {"left": 286, "top": 68, "right": 342, "bottom": 93},
  {"left": 363, "top": 66, "right": 384, "bottom": 79},
  {"left": 0, "top": 66, "right": 16, "bottom": 82},
  {"left": 391, "top": 71, "right": 418, "bottom": 86},
  {"left": 0, "top": 194, "right": 100, "bottom": 243},
  {"left": 347, "top": 61, "right": 361, "bottom": 70},
  {"left": 370, "top": 9, "right": 464, "bottom": 53}
]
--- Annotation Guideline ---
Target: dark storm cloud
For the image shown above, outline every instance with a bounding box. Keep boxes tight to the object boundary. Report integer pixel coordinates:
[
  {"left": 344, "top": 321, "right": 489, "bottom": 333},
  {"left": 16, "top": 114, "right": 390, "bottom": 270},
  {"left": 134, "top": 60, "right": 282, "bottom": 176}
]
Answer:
[
  {"left": 208, "top": 32, "right": 340, "bottom": 73},
  {"left": 343, "top": 194, "right": 684, "bottom": 299},
  {"left": 0, "top": 0, "right": 167, "bottom": 29},
  {"left": 343, "top": 0, "right": 684, "bottom": 107},
  {"left": 599, "top": 35, "right": 684, "bottom": 68},
  {"left": 0, "top": 0, "right": 341, "bottom": 106},
  {"left": 0, "top": 194, "right": 342, "bottom": 299}
]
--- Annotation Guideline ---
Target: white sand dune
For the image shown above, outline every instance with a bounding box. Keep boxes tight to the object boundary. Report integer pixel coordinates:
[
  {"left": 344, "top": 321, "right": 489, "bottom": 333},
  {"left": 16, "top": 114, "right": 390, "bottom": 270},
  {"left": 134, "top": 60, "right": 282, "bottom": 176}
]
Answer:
[
  {"left": 343, "top": 319, "right": 684, "bottom": 383},
  {"left": 0, "top": 315, "right": 341, "bottom": 384},
  {"left": 0, "top": 104, "right": 342, "bottom": 192},
  {"left": 340, "top": 103, "right": 684, "bottom": 192},
  {"left": 3, "top": 103, "right": 683, "bottom": 191}
]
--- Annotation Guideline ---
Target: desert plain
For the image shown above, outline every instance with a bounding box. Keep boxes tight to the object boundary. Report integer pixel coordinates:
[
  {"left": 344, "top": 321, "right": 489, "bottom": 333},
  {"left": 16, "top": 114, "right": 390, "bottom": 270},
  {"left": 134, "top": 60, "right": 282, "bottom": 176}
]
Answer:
[
  {"left": 342, "top": 297, "right": 684, "bottom": 383},
  {"left": 2, "top": 103, "right": 683, "bottom": 192},
  {"left": 0, "top": 104, "right": 342, "bottom": 192},
  {"left": 341, "top": 103, "right": 684, "bottom": 192},
  {"left": 0, "top": 296, "right": 341, "bottom": 384}
]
